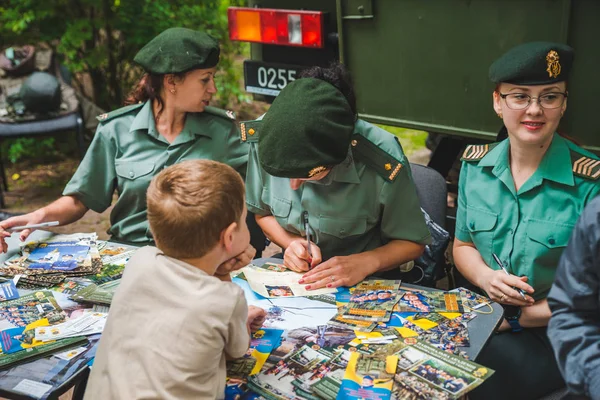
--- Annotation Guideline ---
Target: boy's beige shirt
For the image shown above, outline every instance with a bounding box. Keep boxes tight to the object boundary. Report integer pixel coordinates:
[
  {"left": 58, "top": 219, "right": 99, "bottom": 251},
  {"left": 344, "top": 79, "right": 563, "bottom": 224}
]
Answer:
[{"left": 84, "top": 246, "right": 249, "bottom": 400}]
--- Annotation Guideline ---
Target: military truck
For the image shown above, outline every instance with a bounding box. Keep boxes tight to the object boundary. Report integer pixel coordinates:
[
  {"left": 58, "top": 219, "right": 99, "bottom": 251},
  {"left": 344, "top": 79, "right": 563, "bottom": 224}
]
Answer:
[{"left": 227, "top": 0, "right": 600, "bottom": 186}]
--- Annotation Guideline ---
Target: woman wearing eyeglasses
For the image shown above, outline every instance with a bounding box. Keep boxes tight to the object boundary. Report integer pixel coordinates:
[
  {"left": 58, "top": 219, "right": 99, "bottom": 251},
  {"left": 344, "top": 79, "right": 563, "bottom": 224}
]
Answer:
[{"left": 453, "top": 42, "right": 600, "bottom": 399}]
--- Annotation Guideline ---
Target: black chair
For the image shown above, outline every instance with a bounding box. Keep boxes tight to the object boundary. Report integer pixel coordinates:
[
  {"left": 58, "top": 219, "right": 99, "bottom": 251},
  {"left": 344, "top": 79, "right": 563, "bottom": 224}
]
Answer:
[
  {"left": 0, "top": 112, "right": 85, "bottom": 208},
  {"left": 410, "top": 163, "right": 447, "bottom": 229},
  {"left": 379, "top": 163, "right": 449, "bottom": 285}
]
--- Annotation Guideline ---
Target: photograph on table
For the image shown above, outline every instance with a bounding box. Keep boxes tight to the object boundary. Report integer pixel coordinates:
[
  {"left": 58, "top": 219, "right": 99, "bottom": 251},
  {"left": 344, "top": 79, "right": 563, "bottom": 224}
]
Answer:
[{"left": 265, "top": 285, "right": 294, "bottom": 298}]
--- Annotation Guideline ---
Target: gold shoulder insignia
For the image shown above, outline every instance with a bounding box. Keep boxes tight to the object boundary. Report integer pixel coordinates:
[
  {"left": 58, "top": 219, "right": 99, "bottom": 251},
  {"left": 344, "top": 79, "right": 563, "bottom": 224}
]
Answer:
[
  {"left": 572, "top": 155, "right": 600, "bottom": 180},
  {"left": 239, "top": 120, "right": 261, "bottom": 143},
  {"left": 350, "top": 134, "right": 404, "bottom": 182},
  {"left": 461, "top": 144, "right": 492, "bottom": 162}
]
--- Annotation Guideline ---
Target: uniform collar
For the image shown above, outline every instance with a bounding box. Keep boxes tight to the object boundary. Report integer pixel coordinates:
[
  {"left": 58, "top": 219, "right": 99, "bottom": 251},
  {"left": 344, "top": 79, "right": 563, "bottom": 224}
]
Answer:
[
  {"left": 478, "top": 133, "right": 574, "bottom": 189},
  {"left": 532, "top": 134, "right": 574, "bottom": 186},
  {"left": 331, "top": 150, "right": 361, "bottom": 184},
  {"left": 128, "top": 101, "right": 211, "bottom": 144},
  {"left": 128, "top": 100, "right": 152, "bottom": 133}
]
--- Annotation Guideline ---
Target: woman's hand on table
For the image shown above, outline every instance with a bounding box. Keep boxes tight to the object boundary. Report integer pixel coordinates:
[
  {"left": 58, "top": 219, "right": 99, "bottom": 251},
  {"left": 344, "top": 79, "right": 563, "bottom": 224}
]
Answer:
[
  {"left": 480, "top": 269, "right": 535, "bottom": 307},
  {"left": 215, "top": 244, "right": 256, "bottom": 277},
  {"left": 247, "top": 306, "right": 267, "bottom": 333},
  {"left": 0, "top": 211, "right": 45, "bottom": 253},
  {"left": 283, "top": 239, "right": 322, "bottom": 272},
  {"left": 299, "top": 253, "right": 376, "bottom": 290}
]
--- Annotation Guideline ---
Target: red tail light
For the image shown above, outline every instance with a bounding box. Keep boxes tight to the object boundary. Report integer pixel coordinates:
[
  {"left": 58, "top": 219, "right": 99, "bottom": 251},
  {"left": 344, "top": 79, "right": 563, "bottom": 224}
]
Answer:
[{"left": 228, "top": 7, "right": 324, "bottom": 48}]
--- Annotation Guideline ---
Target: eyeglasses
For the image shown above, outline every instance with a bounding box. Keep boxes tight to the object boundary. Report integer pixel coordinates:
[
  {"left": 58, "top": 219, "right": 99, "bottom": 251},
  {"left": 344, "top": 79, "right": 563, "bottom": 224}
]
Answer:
[{"left": 499, "top": 92, "right": 568, "bottom": 110}]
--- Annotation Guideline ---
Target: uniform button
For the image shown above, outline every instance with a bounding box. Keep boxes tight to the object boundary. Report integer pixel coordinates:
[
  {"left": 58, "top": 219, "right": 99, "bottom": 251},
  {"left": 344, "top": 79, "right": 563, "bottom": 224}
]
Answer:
[
  {"left": 508, "top": 228, "right": 513, "bottom": 234},
  {"left": 129, "top": 171, "right": 135, "bottom": 178},
  {"left": 340, "top": 229, "right": 346, "bottom": 234},
  {"left": 548, "top": 238, "right": 555, "bottom": 245},
  {"left": 469, "top": 222, "right": 475, "bottom": 229}
]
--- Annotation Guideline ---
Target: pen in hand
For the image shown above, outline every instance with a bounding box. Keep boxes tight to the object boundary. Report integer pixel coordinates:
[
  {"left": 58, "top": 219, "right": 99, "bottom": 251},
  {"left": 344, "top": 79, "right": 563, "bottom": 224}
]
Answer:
[
  {"left": 7, "top": 221, "right": 60, "bottom": 232},
  {"left": 302, "top": 211, "right": 313, "bottom": 266},
  {"left": 492, "top": 253, "right": 527, "bottom": 300}
]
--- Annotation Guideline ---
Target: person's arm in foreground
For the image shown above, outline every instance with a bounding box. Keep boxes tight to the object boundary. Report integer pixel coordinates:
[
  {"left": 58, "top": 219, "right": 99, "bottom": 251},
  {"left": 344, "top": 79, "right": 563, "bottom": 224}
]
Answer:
[
  {"left": 0, "top": 196, "right": 88, "bottom": 252},
  {"left": 548, "top": 200, "right": 600, "bottom": 399}
]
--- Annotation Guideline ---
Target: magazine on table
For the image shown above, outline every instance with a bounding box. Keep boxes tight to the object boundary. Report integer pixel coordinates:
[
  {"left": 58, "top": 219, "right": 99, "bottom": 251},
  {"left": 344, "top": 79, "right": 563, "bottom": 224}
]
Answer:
[
  {"left": 0, "top": 291, "right": 66, "bottom": 329},
  {"left": 0, "top": 279, "right": 19, "bottom": 302},
  {"left": 70, "top": 279, "right": 121, "bottom": 305},
  {"left": 338, "top": 352, "right": 398, "bottom": 400},
  {"left": 392, "top": 338, "right": 494, "bottom": 399},
  {"left": 453, "top": 287, "right": 493, "bottom": 311},
  {"left": 227, "top": 328, "right": 284, "bottom": 378},
  {"left": 337, "top": 280, "right": 402, "bottom": 322},
  {"left": 0, "top": 334, "right": 100, "bottom": 400},
  {"left": 395, "top": 290, "right": 464, "bottom": 313}
]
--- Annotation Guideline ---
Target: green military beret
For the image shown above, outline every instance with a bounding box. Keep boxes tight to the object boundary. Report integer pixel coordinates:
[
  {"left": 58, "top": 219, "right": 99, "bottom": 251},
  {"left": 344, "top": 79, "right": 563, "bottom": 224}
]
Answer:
[
  {"left": 489, "top": 41, "right": 574, "bottom": 85},
  {"left": 258, "top": 78, "right": 355, "bottom": 178},
  {"left": 134, "top": 27, "right": 220, "bottom": 74}
]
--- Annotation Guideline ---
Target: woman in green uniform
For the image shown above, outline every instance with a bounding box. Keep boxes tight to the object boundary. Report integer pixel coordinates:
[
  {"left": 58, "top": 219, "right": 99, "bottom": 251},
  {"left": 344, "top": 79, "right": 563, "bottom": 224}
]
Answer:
[
  {"left": 0, "top": 27, "right": 257, "bottom": 270},
  {"left": 453, "top": 42, "right": 600, "bottom": 399},
  {"left": 244, "top": 64, "right": 431, "bottom": 290}
]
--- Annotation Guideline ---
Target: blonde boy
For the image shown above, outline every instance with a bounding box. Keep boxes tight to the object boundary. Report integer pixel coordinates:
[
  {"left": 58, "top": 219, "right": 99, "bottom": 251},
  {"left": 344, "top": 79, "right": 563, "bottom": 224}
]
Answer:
[{"left": 84, "top": 160, "right": 266, "bottom": 400}]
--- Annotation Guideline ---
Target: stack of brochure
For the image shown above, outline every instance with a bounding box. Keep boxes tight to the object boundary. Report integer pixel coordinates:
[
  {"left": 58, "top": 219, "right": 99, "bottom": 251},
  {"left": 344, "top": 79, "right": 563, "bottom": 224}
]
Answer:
[{"left": 0, "top": 234, "right": 102, "bottom": 288}]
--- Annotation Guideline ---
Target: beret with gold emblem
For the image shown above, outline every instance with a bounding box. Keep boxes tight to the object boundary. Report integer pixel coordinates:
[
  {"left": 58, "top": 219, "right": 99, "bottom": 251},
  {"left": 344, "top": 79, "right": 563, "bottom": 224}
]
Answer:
[
  {"left": 489, "top": 41, "right": 574, "bottom": 85},
  {"left": 258, "top": 78, "right": 356, "bottom": 178},
  {"left": 134, "top": 27, "right": 220, "bottom": 74}
]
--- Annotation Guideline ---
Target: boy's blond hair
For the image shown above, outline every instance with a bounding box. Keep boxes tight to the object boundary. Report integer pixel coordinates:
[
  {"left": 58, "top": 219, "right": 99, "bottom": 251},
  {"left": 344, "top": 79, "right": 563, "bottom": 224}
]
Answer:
[{"left": 146, "top": 159, "right": 245, "bottom": 259}]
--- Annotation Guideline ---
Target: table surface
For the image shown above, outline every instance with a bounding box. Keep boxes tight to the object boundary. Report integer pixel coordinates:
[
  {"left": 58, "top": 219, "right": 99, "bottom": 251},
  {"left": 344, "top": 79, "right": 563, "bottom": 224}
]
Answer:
[
  {"left": 0, "top": 234, "right": 504, "bottom": 398},
  {"left": 251, "top": 257, "right": 504, "bottom": 361},
  {"left": 0, "top": 231, "right": 92, "bottom": 400}
]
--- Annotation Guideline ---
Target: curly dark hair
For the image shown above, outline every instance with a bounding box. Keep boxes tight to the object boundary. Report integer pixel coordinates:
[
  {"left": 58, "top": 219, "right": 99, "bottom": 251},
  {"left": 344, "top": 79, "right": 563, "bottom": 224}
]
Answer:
[{"left": 299, "top": 62, "right": 357, "bottom": 115}]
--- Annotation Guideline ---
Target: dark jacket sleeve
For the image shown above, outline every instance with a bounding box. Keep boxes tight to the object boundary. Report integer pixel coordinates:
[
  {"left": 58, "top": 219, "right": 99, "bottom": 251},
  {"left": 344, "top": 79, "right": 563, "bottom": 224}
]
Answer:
[{"left": 548, "top": 196, "right": 600, "bottom": 399}]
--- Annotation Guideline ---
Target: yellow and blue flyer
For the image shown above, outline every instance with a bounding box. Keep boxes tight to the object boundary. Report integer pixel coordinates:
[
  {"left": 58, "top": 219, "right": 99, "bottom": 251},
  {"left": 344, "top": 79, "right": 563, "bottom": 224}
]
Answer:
[
  {"left": 248, "top": 327, "right": 284, "bottom": 375},
  {"left": 338, "top": 352, "right": 398, "bottom": 400}
]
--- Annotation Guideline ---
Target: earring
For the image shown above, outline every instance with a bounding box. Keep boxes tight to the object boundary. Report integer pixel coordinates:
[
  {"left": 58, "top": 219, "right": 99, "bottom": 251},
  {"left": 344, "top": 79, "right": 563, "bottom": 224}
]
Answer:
[
  {"left": 170, "top": 89, "right": 176, "bottom": 94},
  {"left": 497, "top": 113, "right": 503, "bottom": 119}
]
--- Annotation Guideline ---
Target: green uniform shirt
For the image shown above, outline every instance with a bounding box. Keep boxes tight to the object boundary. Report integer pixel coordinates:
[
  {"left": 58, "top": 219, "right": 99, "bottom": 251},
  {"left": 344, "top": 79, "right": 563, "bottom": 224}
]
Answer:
[
  {"left": 245, "top": 119, "right": 431, "bottom": 261},
  {"left": 455, "top": 134, "right": 600, "bottom": 300},
  {"left": 63, "top": 100, "right": 247, "bottom": 244}
]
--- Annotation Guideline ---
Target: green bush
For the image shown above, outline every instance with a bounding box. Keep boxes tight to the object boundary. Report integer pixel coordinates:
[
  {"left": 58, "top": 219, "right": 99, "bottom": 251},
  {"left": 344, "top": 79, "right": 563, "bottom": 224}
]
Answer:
[{"left": 0, "top": 0, "right": 248, "bottom": 111}]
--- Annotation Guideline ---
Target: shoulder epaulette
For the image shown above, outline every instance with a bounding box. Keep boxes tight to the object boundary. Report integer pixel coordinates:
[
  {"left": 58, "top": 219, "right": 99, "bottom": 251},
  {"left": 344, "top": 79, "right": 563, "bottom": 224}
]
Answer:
[
  {"left": 350, "top": 133, "right": 404, "bottom": 182},
  {"left": 461, "top": 143, "right": 498, "bottom": 162},
  {"left": 96, "top": 102, "right": 144, "bottom": 123},
  {"left": 239, "top": 119, "right": 261, "bottom": 143},
  {"left": 570, "top": 150, "right": 600, "bottom": 180},
  {"left": 204, "top": 106, "right": 236, "bottom": 121}
]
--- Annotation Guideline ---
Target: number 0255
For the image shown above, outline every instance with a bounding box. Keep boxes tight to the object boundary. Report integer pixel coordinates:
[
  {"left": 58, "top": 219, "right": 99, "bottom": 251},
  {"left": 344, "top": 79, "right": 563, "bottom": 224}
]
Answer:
[{"left": 257, "top": 67, "right": 297, "bottom": 89}]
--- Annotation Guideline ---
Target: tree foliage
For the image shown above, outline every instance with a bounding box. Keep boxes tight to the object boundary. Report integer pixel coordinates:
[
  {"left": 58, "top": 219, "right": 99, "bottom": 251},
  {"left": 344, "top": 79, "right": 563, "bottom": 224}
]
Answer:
[{"left": 0, "top": 0, "right": 248, "bottom": 111}]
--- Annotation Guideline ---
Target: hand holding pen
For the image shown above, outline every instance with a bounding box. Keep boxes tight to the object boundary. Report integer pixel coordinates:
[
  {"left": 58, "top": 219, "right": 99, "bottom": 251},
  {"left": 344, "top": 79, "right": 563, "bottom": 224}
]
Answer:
[
  {"left": 282, "top": 211, "right": 322, "bottom": 272},
  {"left": 491, "top": 253, "right": 534, "bottom": 304},
  {"left": 302, "top": 211, "right": 313, "bottom": 265}
]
